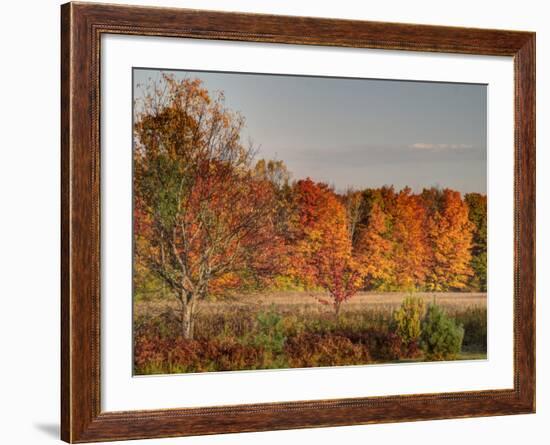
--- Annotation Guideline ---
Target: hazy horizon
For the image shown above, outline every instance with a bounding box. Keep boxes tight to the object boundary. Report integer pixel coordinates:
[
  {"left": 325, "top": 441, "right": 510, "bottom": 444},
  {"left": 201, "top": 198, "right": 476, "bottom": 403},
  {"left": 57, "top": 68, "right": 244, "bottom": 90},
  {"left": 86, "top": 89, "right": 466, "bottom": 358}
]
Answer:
[{"left": 134, "top": 68, "right": 487, "bottom": 194}]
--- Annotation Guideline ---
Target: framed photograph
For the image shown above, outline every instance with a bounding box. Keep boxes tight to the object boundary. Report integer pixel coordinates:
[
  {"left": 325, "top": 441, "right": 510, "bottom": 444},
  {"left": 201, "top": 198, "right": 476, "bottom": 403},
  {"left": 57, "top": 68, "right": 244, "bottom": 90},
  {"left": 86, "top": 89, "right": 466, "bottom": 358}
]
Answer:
[{"left": 61, "top": 2, "right": 535, "bottom": 442}]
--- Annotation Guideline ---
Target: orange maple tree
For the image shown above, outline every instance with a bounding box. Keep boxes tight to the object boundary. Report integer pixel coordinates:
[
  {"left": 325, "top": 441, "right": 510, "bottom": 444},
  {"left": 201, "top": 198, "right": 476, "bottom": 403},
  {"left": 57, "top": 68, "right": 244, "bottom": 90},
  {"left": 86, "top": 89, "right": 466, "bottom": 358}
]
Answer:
[
  {"left": 133, "top": 75, "right": 281, "bottom": 338},
  {"left": 289, "top": 179, "right": 364, "bottom": 319}
]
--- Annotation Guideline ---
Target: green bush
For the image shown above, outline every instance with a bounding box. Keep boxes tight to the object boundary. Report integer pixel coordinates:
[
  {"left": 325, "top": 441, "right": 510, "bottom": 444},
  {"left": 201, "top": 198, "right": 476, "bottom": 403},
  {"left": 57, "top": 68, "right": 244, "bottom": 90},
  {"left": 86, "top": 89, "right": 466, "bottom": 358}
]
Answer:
[
  {"left": 453, "top": 306, "right": 487, "bottom": 350},
  {"left": 392, "top": 296, "right": 426, "bottom": 345},
  {"left": 249, "top": 306, "right": 286, "bottom": 354},
  {"left": 421, "top": 304, "right": 464, "bottom": 360}
]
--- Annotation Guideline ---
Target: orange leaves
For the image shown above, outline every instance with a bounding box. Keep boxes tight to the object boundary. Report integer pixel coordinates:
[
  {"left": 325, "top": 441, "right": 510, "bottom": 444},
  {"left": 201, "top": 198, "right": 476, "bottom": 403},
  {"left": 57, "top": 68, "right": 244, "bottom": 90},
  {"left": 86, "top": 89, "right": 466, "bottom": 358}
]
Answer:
[
  {"left": 355, "top": 200, "right": 394, "bottom": 287},
  {"left": 354, "top": 187, "right": 477, "bottom": 291},
  {"left": 423, "top": 189, "right": 474, "bottom": 291},
  {"left": 288, "top": 179, "right": 364, "bottom": 314},
  {"left": 208, "top": 272, "right": 242, "bottom": 296},
  {"left": 391, "top": 188, "right": 429, "bottom": 288},
  {"left": 133, "top": 74, "right": 282, "bottom": 311}
]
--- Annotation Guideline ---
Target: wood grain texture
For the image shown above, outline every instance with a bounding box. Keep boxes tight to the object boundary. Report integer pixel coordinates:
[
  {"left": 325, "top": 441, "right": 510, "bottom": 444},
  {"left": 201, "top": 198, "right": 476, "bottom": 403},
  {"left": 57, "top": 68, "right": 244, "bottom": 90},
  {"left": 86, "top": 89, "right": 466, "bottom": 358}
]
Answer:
[{"left": 60, "top": 2, "right": 536, "bottom": 442}]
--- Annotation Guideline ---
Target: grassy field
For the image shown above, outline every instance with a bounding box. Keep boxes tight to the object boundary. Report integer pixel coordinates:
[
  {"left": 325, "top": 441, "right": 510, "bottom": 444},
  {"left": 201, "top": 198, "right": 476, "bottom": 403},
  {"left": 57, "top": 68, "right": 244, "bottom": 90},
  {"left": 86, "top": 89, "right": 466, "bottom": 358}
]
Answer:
[
  {"left": 134, "top": 291, "right": 487, "bottom": 375},
  {"left": 135, "top": 291, "right": 486, "bottom": 318}
]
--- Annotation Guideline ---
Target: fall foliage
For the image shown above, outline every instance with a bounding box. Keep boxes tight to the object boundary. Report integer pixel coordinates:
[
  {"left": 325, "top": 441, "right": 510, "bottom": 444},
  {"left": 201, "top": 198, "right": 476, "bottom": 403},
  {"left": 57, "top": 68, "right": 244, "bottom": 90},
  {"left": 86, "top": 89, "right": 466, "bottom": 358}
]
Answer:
[
  {"left": 288, "top": 179, "right": 365, "bottom": 318},
  {"left": 134, "top": 75, "right": 282, "bottom": 338},
  {"left": 133, "top": 75, "right": 486, "bottom": 338},
  {"left": 422, "top": 189, "right": 474, "bottom": 291}
]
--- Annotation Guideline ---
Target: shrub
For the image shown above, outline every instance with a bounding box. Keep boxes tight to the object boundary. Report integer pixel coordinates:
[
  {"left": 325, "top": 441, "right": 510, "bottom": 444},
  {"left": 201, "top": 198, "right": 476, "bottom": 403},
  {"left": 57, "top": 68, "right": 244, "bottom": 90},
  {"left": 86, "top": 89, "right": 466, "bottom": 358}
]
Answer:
[
  {"left": 421, "top": 304, "right": 464, "bottom": 360},
  {"left": 453, "top": 307, "right": 487, "bottom": 350},
  {"left": 284, "top": 333, "right": 371, "bottom": 368},
  {"left": 332, "top": 328, "right": 403, "bottom": 361},
  {"left": 249, "top": 306, "right": 286, "bottom": 353},
  {"left": 392, "top": 296, "right": 425, "bottom": 356},
  {"left": 134, "top": 335, "right": 265, "bottom": 374},
  {"left": 367, "top": 331, "right": 404, "bottom": 361}
]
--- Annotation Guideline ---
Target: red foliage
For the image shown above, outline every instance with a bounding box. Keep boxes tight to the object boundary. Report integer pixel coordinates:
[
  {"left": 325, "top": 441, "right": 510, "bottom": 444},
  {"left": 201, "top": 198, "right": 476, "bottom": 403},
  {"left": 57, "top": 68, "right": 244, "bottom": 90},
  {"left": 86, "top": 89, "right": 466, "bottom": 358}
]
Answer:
[{"left": 289, "top": 179, "right": 365, "bottom": 315}]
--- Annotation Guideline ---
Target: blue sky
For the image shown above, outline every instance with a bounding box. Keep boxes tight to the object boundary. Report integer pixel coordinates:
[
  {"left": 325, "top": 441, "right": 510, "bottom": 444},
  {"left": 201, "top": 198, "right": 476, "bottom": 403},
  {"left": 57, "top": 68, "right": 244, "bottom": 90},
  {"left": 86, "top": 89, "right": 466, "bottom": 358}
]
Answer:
[{"left": 134, "top": 68, "right": 487, "bottom": 194}]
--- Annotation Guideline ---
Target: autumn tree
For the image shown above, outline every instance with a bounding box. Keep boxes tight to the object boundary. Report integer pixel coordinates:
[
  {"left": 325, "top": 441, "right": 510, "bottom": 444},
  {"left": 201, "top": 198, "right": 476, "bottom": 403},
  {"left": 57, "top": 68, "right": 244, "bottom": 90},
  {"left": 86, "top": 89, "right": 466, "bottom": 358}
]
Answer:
[
  {"left": 254, "top": 159, "right": 296, "bottom": 244},
  {"left": 465, "top": 193, "right": 487, "bottom": 291},
  {"left": 422, "top": 188, "right": 474, "bottom": 291},
  {"left": 290, "top": 179, "right": 364, "bottom": 319},
  {"left": 355, "top": 186, "right": 428, "bottom": 291},
  {"left": 133, "top": 75, "right": 280, "bottom": 339},
  {"left": 354, "top": 200, "right": 394, "bottom": 289},
  {"left": 353, "top": 186, "right": 479, "bottom": 292},
  {"left": 389, "top": 188, "right": 429, "bottom": 290},
  {"left": 343, "top": 188, "right": 364, "bottom": 245}
]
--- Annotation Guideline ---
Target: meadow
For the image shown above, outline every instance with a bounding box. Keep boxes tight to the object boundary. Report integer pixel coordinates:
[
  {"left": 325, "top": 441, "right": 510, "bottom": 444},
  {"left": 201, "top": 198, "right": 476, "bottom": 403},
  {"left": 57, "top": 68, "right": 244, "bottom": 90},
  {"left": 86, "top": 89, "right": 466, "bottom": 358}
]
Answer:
[{"left": 133, "top": 291, "right": 487, "bottom": 375}]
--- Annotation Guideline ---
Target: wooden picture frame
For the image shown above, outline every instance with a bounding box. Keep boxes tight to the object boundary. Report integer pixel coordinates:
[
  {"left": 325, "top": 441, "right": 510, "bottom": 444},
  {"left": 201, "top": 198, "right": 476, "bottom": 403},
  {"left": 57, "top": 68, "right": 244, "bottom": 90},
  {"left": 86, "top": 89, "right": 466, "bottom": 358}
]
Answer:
[{"left": 61, "top": 2, "right": 535, "bottom": 442}]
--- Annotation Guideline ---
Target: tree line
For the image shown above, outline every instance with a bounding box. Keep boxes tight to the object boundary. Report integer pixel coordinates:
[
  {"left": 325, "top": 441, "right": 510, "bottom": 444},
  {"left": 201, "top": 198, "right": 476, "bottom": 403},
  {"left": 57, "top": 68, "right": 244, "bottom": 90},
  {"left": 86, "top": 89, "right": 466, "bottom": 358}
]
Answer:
[{"left": 133, "top": 74, "right": 487, "bottom": 338}]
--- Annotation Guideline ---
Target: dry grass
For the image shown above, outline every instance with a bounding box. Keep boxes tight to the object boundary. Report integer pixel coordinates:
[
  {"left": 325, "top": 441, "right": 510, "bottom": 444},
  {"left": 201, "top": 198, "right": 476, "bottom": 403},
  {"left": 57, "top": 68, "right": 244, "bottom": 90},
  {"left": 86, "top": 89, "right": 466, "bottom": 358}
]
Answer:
[{"left": 134, "top": 291, "right": 487, "bottom": 319}]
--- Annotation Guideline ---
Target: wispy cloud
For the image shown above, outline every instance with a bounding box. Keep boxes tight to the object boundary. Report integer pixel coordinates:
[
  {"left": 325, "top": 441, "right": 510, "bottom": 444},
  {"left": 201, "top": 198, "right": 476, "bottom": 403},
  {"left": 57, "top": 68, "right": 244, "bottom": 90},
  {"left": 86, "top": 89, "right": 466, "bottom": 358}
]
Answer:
[
  {"left": 409, "top": 143, "right": 473, "bottom": 150},
  {"left": 281, "top": 142, "right": 485, "bottom": 168}
]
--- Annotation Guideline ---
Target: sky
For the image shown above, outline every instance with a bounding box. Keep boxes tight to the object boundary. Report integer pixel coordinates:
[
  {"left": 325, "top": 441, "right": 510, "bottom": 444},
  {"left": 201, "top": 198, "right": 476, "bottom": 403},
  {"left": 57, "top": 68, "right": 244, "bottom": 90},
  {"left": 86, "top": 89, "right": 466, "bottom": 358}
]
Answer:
[{"left": 134, "top": 68, "right": 487, "bottom": 194}]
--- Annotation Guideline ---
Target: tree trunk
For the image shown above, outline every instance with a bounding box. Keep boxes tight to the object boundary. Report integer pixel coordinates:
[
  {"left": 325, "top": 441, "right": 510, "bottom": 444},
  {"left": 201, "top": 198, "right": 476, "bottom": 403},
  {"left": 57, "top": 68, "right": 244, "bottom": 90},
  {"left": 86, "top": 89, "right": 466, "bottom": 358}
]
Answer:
[
  {"left": 334, "top": 302, "right": 341, "bottom": 323},
  {"left": 180, "top": 292, "right": 195, "bottom": 339}
]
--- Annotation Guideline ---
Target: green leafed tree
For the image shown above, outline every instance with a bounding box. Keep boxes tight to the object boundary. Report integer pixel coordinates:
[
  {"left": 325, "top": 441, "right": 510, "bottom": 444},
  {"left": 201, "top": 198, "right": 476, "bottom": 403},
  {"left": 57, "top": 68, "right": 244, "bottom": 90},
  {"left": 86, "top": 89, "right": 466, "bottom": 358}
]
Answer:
[{"left": 465, "top": 193, "right": 487, "bottom": 291}]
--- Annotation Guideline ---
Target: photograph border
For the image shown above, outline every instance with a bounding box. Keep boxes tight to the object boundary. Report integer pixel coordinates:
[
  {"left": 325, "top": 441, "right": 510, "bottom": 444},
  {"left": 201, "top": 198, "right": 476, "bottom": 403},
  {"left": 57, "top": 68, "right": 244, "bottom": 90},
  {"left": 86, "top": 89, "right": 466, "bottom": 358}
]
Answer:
[{"left": 61, "top": 2, "right": 535, "bottom": 442}]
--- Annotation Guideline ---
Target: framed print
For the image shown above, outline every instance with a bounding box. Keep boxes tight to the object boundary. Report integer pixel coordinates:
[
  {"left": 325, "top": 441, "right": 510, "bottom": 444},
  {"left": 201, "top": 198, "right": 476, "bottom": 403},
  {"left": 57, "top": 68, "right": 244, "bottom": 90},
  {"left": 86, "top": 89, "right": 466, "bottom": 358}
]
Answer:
[{"left": 61, "top": 2, "right": 535, "bottom": 443}]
